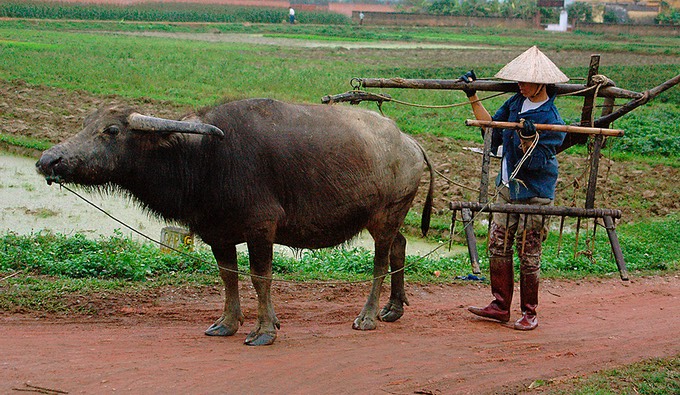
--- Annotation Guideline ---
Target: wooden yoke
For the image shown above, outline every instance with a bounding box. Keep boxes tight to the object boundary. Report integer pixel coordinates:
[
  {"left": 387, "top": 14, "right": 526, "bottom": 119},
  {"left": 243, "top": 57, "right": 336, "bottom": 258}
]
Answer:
[
  {"left": 324, "top": 56, "right": 679, "bottom": 281},
  {"left": 453, "top": 57, "right": 630, "bottom": 279},
  {"left": 452, "top": 55, "right": 631, "bottom": 280}
]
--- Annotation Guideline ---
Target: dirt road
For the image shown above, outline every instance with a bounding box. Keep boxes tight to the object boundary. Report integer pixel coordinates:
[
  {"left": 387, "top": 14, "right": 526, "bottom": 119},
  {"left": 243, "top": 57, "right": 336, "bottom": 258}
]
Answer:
[{"left": 2, "top": 275, "right": 678, "bottom": 394}]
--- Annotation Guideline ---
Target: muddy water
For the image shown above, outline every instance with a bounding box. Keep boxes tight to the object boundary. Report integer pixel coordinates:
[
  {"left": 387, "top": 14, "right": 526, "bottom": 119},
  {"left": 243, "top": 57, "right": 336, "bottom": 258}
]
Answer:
[
  {"left": 1, "top": 153, "right": 168, "bottom": 239},
  {"left": 1, "top": 153, "right": 461, "bottom": 258}
]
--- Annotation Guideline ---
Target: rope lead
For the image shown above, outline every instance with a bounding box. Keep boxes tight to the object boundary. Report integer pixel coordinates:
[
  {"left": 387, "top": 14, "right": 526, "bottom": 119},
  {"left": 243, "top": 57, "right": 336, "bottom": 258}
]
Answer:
[{"left": 56, "top": 183, "right": 452, "bottom": 285}]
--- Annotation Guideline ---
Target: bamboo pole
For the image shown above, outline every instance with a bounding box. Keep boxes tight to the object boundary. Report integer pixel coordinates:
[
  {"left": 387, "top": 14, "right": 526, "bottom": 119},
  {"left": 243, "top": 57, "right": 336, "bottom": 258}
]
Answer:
[
  {"left": 358, "top": 78, "right": 643, "bottom": 100},
  {"left": 465, "top": 119, "right": 624, "bottom": 137}
]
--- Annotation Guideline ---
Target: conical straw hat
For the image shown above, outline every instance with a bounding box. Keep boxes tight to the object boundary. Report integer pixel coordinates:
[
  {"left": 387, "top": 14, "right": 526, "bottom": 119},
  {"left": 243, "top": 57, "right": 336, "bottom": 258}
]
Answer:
[{"left": 495, "top": 46, "right": 569, "bottom": 84}]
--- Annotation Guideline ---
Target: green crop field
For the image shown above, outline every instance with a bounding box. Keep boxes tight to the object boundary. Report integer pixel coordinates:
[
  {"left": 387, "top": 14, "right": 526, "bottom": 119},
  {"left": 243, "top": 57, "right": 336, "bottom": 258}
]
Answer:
[{"left": 0, "top": 1, "right": 351, "bottom": 24}]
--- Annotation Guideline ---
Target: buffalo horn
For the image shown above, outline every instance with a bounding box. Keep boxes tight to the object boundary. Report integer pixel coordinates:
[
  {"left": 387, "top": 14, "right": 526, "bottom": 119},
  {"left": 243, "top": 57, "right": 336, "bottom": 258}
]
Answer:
[{"left": 127, "top": 113, "right": 224, "bottom": 137}]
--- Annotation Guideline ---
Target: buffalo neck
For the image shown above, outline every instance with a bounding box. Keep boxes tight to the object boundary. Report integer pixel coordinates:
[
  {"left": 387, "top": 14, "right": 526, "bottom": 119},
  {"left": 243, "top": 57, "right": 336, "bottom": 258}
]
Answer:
[{"left": 120, "top": 135, "right": 227, "bottom": 225}]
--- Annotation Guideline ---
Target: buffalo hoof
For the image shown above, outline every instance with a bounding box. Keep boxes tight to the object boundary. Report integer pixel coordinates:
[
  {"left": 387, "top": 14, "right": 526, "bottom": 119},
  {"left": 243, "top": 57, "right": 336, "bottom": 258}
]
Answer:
[
  {"left": 205, "top": 321, "right": 239, "bottom": 337},
  {"left": 379, "top": 301, "right": 404, "bottom": 322},
  {"left": 244, "top": 331, "right": 277, "bottom": 346},
  {"left": 352, "top": 315, "right": 378, "bottom": 331}
]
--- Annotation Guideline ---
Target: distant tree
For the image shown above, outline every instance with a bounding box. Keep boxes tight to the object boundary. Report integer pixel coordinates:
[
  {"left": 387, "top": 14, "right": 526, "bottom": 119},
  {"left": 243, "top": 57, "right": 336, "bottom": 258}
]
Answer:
[
  {"left": 602, "top": 10, "right": 619, "bottom": 23},
  {"left": 469, "top": 0, "right": 499, "bottom": 16},
  {"left": 539, "top": 7, "right": 561, "bottom": 24},
  {"left": 655, "top": 2, "right": 680, "bottom": 25},
  {"left": 426, "top": 0, "right": 538, "bottom": 19},
  {"left": 603, "top": 5, "right": 628, "bottom": 23},
  {"left": 397, "top": 0, "right": 432, "bottom": 12},
  {"left": 500, "top": 0, "right": 537, "bottom": 19},
  {"left": 567, "top": 1, "right": 593, "bottom": 23},
  {"left": 428, "top": 0, "right": 459, "bottom": 15}
]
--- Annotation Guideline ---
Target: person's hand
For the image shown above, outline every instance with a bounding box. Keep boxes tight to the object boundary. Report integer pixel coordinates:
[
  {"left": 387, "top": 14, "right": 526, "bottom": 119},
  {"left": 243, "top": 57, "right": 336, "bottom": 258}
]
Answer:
[
  {"left": 460, "top": 70, "right": 477, "bottom": 98},
  {"left": 519, "top": 119, "right": 537, "bottom": 153},
  {"left": 521, "top": 119, "right": 536, "bottom": 137}
]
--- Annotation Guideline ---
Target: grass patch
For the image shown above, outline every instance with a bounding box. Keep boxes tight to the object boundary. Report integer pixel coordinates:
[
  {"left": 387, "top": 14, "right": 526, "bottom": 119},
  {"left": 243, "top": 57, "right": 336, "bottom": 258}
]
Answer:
[
  {"left": 540, "top": 214, "right": 680, "bottom": 277},
  {"left": 0, "top": 230, "right": 217, "bottom": 281},
  {"left": 0, "top": 133, "right": 52, "bottom": 151},
  {"left": 0, "top": 17, "right": 678, "bottom": 55},
  {"left": 0, "top": 21, "right": 677, "bottom": 157},
  {"left": 541, "top": 355, "right": 680, "bottom": 395},
  {"left": 1, "top": 213, "right": 677, "bottom": 283},
  {"left": 0, "top": 38, "right": 56, "bottom": 49}
]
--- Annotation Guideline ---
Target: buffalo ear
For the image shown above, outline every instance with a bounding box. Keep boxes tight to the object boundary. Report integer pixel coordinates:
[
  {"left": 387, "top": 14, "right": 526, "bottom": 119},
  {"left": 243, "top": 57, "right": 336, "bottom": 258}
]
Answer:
[{"left": 127, "top": 113, "right": 224, "bottom": 138}]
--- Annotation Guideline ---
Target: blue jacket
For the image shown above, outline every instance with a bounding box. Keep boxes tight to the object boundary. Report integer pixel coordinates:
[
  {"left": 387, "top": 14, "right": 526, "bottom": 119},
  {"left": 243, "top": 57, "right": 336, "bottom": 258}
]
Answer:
[{"left": 491, "top": 93, "right": 565, "bottom": 200}]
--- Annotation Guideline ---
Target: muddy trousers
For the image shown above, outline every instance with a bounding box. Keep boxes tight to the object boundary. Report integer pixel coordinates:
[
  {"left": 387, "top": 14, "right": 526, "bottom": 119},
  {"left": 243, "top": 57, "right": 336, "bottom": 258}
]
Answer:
[
  {"left": 481, "top": 223, "right": 543, "bottom": 329},
  {"left": 469, "top": 187, "right": 550, "bottom": 330}
]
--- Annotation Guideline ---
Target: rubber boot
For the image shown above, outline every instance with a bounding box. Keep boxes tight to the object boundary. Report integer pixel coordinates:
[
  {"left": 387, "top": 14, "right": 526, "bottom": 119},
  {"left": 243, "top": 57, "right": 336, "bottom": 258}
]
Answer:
[
  {"left": 515, "top": 229, "right": 542, "bottom": 331},
  {"left": 515, "top": 228, "right": 541, "bottom": 331},
  {"left": 468, "top": 256, "right": 514, "bottom": 322},
  {"left": 514, "top": 268, "right": 539, "bottom": 330}
]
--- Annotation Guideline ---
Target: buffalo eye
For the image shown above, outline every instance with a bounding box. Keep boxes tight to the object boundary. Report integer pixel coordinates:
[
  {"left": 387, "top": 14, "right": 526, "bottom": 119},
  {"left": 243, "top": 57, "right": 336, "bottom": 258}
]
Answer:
[{"left": 103, "top": 125, "right": 120, "bottom": 136}]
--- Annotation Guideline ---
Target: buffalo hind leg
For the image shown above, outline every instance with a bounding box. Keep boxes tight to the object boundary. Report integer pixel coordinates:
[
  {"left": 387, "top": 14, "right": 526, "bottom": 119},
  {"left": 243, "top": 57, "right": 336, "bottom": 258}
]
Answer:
[
  {"left": 353, "top": 237, "right": 392, "bottom": 331},
  {"left": 380, "top": 232, "right": 409, "bottom": 322},
  {"left": 244, "top": 236, "right": 280, "bottom": 346},
  {"left": 206, "top": 244, "right": 244, "bottom": 336}
]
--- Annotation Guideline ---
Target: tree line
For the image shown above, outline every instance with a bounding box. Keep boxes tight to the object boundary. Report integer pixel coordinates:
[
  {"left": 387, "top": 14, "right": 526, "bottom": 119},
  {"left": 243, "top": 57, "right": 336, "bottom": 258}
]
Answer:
[{"left": 398, "top": 0, "right": 678, "bottom": 25}]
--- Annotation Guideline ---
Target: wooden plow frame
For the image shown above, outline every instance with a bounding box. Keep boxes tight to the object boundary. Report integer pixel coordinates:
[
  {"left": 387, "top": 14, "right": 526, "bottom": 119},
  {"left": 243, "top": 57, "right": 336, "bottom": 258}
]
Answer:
[{"left": 323, "top": 55, "right": 679, "bottom": 281}]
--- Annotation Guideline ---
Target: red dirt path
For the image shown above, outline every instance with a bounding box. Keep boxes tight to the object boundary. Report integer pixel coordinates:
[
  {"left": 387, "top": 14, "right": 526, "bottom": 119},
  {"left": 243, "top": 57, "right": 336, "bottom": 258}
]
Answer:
[{"left": 2, "top": 275, "right": 678, "bottom": 394}]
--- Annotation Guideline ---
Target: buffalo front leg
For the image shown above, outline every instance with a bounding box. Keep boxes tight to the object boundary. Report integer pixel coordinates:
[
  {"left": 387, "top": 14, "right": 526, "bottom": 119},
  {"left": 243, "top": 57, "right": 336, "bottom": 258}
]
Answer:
[
  {"left": 380, "top": 232, "right": 409, "bottom": 322},
  {"left": 353, "top": 238, "right": 391, "bottom": 331},
  {"left": 244, "top": 238, "right": 280, "bottom": 346},
  {"left": 205, "top": 244, "right": 244, "bottom": 337}
]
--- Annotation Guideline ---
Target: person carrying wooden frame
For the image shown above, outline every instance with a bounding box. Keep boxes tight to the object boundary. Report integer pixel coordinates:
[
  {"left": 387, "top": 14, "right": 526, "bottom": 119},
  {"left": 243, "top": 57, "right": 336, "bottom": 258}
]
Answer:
[{"left": 462, "top": 46, "right": 569, "bottom": 331}]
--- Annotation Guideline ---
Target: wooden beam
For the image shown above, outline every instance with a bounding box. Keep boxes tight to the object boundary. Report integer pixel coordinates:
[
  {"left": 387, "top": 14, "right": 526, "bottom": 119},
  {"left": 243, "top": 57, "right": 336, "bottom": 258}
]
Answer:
[
  {"left": 357, "top": 78, "right": 643, "bottom": 100},
  {"left": 465, "top": 119, "right": 624, "bottom": 137},
  {"left": 594, "top": 73, "right": 680, "bottom": 127},
  {"left": 450, "top": 201, "right": 622, "bottom": 219}
]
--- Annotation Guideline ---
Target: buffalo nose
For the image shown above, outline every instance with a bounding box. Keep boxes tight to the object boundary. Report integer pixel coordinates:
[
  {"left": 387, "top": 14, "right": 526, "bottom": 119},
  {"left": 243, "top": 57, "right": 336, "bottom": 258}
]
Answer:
[{"left": 35, "top": 152, "right": 61, "bottom": 175}]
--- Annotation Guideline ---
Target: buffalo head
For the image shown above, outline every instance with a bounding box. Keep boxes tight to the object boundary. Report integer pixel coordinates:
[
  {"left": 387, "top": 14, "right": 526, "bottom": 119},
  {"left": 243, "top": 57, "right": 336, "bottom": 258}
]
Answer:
[{"left": 36, "top": 105, "right": 223, "bottom": 186}]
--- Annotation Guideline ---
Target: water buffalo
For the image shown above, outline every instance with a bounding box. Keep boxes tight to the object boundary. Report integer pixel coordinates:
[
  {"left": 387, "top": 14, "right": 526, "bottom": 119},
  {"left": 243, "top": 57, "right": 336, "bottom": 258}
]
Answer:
[{"left": 36, "top": 98, "right": 434, "bottom": 346}]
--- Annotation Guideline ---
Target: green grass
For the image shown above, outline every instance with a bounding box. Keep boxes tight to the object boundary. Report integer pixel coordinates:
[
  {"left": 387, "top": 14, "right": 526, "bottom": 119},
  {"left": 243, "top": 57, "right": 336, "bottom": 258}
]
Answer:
[
  {"left": 0, "top": 13, "right": 678, "bottom": 55},
  {"left": 541, "top": 214, "right": 680, "bottom": 277},
  {"left": 541, "top": 356, "right": 680, "bottom": 395},
  {"left": 0, "top": 132, "right": 52, "bottom": 151},
  {"left": 458, "top": 213, "right": 680, "bottom": 279},
  {"left": 611, "top": 104, "right": 680, "bottom": 157},
  {"left": 0, "top": 25, "right": 366, "bottom": 105},
  {"left": 1, "top": 213, "right": 677, "bottom": 284},
  {"left": 0, "top": 214, "right": 677, "bottom": 315}
]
